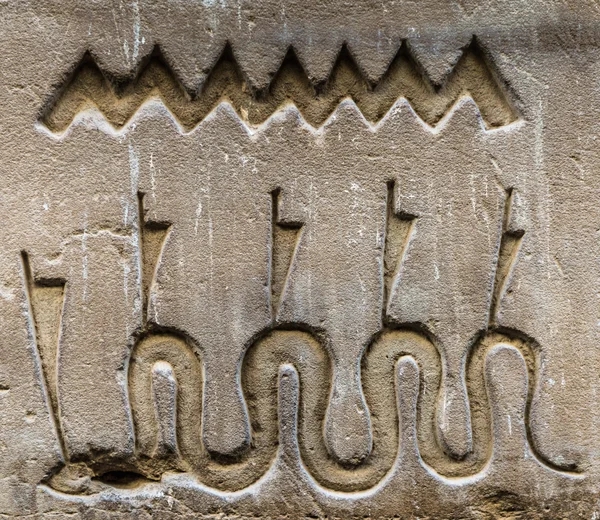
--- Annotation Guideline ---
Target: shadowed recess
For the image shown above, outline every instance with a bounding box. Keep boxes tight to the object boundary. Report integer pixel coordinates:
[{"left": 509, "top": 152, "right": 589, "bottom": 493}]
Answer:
[
  {"left": 41, "top": 39, "right": 519, "bottom": 133},
  {"left": 20, "top": 251, "right": 67, "bottom": 459}
]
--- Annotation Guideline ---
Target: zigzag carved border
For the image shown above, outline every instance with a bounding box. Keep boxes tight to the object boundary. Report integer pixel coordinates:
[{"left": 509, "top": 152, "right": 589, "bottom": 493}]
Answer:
[{"left": 41, "top": 39, "right": 519, "bottom": 133}]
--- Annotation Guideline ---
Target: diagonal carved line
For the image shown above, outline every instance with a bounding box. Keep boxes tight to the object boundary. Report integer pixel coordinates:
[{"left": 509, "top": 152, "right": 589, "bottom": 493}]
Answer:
[
  {"left": 41, "top": 39, "right": 518, "bottom": 133},
  {"left": 137, "top": 192, "right": 172, "bottom": 324},
  {"left": 20, "top": 251, "right": 67, "bottom": 461},
  {"left": 270, "top": 188, "right": 304, "bottom": 320},
  {"left": 383, "top": 181, "right": 417, "bottom": 323},
  {"left": 489, "top": 188, "right": 525, "bottom": 327}
]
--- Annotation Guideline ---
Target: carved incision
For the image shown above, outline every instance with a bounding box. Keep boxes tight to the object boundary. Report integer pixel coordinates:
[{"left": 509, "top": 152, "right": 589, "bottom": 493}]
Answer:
[
  {"left": 41, "top": 39, "right": 518, "bottom": 133},
  {"left": 383, "top": 181, "right": 416, "bottom": 320},
  {"left": 489, "top": 188, "right": 525, "bottom": 327},
  {"left": 270, "top": 189, "right": 303, "bottom": 319},
  {"left": 20, "top": 252, "right": 66, "bottom": 458},
  {"left": 125, "top": 332, "right": 565, "bottom": 493},
  {"left": 35, "top": 185, "right": 574, "bottom": 497},
  {"left": 137, "top": 192, "right": 171, "bottom": 321},
  {"left": 374, "top": 184, "right": 557, "bottom": 478}
]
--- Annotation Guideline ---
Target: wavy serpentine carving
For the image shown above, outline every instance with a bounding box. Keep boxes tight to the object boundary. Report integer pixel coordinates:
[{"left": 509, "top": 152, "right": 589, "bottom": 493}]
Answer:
[
  {"left": 117, "top": 324, "right": 558, "bottom": 493},
  {"left": 36, "top": 185, "right": 575, "bottom": 495},
  {"left": 40, "top": 39, "right": 518, "bottom": 133}
]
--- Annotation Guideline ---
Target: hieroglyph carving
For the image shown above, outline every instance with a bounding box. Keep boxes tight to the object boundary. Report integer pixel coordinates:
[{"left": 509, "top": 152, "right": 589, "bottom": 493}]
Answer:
[
  {"left": 40, "top": 38, "right": 517, "bottom": 133},
  {"left": 22, "top": 181, "right": 576, "bottom": 496},
  {"left": 22, "top": 38, "right": 572, "bottom": 497}
]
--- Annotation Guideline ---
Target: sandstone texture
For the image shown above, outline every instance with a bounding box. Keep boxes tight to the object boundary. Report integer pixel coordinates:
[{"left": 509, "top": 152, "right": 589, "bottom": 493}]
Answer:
[{"left": 1, "top": 1, "right": 600, "bottom": 518}]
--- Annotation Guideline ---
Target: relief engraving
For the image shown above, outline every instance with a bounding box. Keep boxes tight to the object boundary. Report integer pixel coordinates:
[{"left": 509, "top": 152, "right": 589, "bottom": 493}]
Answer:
[
  {"left": 20, "top": 252, "right": 67, "bottom": 461},
  {"left": 2, "top": 2, "right": 598, "bottom": 517},
  {"left": 33, "top": 180, "right": 577, "bottom": 497},
  {"left": 41, "top": 39, "right": 517, "bottom": 134}
]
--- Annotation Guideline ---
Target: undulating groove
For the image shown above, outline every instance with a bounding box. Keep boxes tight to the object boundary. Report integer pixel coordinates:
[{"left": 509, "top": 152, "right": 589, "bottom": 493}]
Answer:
[
  {"left": 41, "top": 185, "right": 575, "bottom": 496},
  {"left": 41, "top": 39, "right": 518, "bottom": 133},
  {"left": 41, "top": 193, "right": 176, "bottom": 494}
]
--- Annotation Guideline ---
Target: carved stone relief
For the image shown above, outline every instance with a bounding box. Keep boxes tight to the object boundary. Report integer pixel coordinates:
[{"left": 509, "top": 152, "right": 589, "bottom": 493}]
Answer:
[{"left": 1, "top": 1, "right": 600, "bottom": 518}]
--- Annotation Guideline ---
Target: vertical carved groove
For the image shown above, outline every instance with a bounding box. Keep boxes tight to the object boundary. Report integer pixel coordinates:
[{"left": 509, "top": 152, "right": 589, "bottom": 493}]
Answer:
[{"left": 151, "top": 361, "right": 179, "bottom": 458}]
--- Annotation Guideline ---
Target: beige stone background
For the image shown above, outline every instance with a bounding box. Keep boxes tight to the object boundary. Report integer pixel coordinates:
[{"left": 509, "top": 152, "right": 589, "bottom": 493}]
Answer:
[{"left": 1, "top": 0, "right": 600, "bottom": 518}]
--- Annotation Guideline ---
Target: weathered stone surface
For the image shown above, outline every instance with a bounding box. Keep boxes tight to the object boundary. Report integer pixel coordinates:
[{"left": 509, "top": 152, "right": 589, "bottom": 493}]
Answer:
[{"left": 1, "top": 1, "right": 600, "bottom": 517}]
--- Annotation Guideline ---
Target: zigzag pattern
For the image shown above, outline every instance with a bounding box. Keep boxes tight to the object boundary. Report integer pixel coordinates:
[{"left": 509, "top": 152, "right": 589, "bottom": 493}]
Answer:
[{"left": 41, "top": 40, "right": 518, "bottom": 133}]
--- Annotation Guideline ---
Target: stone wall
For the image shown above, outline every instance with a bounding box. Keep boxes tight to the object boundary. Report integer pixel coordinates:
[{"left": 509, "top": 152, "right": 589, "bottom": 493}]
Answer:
[{"left": 0, "top": 1, "right": 599, "bottom": 517}]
